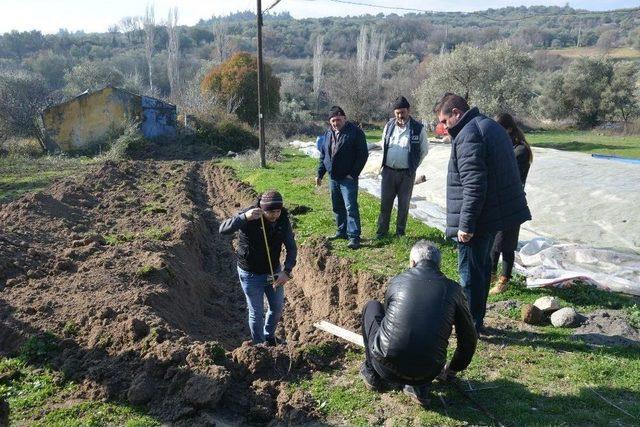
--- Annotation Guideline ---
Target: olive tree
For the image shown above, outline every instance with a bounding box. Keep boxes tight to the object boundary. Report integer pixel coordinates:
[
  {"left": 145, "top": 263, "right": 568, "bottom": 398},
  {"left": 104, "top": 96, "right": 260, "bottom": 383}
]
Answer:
[{"left": 415, "top": 42, "right": 534, "bottom": 118}]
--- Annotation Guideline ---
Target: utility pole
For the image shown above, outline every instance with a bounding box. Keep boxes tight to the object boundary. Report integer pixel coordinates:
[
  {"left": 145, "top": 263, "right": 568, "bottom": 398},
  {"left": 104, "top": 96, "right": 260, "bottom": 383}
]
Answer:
[{"left": 256, "top": 0, "right": 267, "bottom": 168}]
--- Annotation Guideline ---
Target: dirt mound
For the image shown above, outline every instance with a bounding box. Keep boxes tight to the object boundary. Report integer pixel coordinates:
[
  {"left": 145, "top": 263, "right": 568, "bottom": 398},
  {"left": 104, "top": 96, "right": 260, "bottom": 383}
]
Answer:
[
  {"left": 0, "top": 160, "right": 381, "bottom": 423},
  {"left": 572, "top": 310, "right": 640, "bottom": 348}
]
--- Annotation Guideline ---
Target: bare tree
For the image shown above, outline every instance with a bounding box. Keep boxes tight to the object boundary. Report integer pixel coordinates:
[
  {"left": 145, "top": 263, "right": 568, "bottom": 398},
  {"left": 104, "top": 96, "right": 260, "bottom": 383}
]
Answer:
[
  {"left": 107, "top": 25, "right": 120, "bottom": 47},
  {"left": 375, "top": 34, "right": 387, "bottom": 83},
  {"left": 356, "top": 25, "right": 386, "bottom": 85},
  {"left": 143, "top": 4, "right": 155, "bottom": 94},
  {"left": 0, "top": 70, "right": 52, "bottom": 150},
  {"left": 119, "top": 16, "right": 142, "bottom": 45},
  {"left": 212, "top": 22, "right": 230, "bottom": 64},
  {"left": 166, "top": 7, "right": 180, "bottom": 101},
  {"left": 312, "top": 34, "right": 324, "bottom": 114},
  {"left": 326, "top": 25, "right": 387, "bottom": 124}
]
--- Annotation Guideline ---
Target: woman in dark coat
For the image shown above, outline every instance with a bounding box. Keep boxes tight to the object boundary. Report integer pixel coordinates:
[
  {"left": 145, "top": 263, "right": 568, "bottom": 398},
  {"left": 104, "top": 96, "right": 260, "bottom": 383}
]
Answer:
[{"left": 489, "top": 113, "right": 533, "bottom": 295}]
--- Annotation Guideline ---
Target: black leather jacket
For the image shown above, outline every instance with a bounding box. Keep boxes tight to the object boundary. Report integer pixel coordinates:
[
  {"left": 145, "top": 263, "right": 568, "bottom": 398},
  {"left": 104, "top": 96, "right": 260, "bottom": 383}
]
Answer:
[{"left": 372, "top": 260, "right": 477, "bottom": 382}]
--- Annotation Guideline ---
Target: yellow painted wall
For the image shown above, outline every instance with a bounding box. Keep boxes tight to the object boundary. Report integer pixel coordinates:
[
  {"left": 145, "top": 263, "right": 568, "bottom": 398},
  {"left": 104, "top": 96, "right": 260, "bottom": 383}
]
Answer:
[{"left": 43, "top": 87, "right": 142, "bottom": 152}]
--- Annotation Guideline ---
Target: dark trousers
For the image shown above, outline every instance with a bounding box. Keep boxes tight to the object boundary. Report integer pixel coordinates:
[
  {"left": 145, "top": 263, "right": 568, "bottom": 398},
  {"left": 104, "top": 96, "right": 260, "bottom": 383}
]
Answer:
[
  {"left": 491, "top": 225, "right": 520, "bottom": 279},
  {"left": 361, "top": 301, "right": 431, "bottom": 386},
  {"left": 362, "top": 300, "right": 384, "bottom": 373},
  {"left": 376, "top": 167, "right": 416, "bottom": 236},
  {"left": 458, "top": 232, "right": 495, "bottom": 331},
  {"left": 329, "top": 177, "right": 361, "bottom": 239}
]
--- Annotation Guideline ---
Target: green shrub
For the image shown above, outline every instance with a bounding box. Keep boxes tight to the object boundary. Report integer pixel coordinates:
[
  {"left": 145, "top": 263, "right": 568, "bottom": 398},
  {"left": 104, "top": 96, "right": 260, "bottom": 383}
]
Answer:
[
  {"left": 192, "top": 115, "right": 258, "bottom": 153},
  {"left": 102, "top": 121, "right": 147, "bottom": 160},
  {"left": 19, "top": 332, "right": 59, "bottom": 363}
]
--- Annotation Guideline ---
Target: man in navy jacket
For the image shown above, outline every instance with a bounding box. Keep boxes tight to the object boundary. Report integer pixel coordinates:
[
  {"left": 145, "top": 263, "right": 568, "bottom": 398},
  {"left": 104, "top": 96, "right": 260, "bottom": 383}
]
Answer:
[
  {"left": 316, "top": 106, "right": 369, "bottom": 249},
  {"left": 433, "top": 93, "right": 531, "bottom": 333}
]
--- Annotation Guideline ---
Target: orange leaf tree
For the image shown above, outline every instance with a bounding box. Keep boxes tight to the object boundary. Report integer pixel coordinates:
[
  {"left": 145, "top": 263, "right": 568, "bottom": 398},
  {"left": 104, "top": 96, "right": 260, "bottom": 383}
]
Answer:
[{"left": 201, "top": 52, "right": 280, "bottom": 126}]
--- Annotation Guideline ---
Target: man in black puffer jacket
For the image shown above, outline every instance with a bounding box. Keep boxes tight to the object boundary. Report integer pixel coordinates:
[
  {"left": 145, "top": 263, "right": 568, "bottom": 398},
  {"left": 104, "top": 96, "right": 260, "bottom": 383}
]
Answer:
[
  {"left": 434, "top": 94, "right": 531, "bottom": 333},
  {"left": 360, "top": 240, "right": 477, "bottom": 406}
]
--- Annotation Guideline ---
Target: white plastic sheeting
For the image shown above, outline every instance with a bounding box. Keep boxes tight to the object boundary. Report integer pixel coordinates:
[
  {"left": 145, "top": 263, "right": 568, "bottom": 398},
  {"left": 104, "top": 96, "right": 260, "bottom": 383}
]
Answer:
[{"left": 291, "top": 140, "right": 640, "bottom": 296}]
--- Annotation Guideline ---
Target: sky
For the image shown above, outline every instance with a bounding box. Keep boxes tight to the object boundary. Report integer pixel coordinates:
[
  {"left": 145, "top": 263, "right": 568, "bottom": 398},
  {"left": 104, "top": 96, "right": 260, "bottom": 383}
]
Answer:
[{"left": 1, "top": 0, "right": 638, "bottom": 34}]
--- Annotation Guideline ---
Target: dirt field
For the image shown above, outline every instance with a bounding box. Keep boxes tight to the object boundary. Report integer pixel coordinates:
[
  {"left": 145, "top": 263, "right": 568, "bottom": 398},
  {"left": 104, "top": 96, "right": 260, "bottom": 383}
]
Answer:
[{"left": 0, "top": 159, "right": 385, "bottom": 424}]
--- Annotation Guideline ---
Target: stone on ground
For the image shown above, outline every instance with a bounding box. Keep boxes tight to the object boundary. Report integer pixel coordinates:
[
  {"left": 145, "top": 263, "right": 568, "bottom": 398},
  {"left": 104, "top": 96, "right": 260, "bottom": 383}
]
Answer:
[
  {"left": 533, "top": 296, "right": 561, "bottom": 313},
  {"left": 521, "top": 304, "right": 543, "bottom": 325},
  {"left": 550, "top": 307, "right": 582, "bottom": 327}
]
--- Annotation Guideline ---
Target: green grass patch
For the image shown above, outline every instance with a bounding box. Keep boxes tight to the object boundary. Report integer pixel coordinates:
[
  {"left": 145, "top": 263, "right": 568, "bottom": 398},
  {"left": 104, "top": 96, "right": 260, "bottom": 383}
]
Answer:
[
  {"left": 364, "top": 127, "right": 383, "bottom": 143},
  {"left": 0, "top": 154, "right": 96, "bottom": 203},
  {"left": 62, "top": 321, "right": 80, "bottom": 337},
  {"left": 141, "top": 202, "right": 167, "bottom": 214},
  {"left": 141, "top": 226, "right": 172, "bottom": 241},
  {"left": 299, "top": 369, "right": 380, "bottom": 426},
  {"left": 526, "top": 130, "right": 640, "bottom": 159},
  {"left": 104, "top": 231, "right": 137, "bottom": 245},
  {"left": 136, "top": 265, "right": 156, "bottom": 277},
  {"left": 0, "top": 357, "right": 159, "bottom": 426},
  {"left": 19, "top": 332, "right": 59, "bottom": 364}
]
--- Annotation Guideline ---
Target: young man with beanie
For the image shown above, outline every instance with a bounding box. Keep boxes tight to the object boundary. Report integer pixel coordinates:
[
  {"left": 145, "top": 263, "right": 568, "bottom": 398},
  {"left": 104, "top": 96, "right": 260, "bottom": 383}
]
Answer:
[
  {"left": 376, "top": 96, "right": 429, "bottom": 239},
  {"left": 219, "top": 190, "right": 297, "bottom": 345},
  {"left": 433, "top": 93, "right": 531, "bottom": 333},
  {"left": 316, "top": 106, "right": 369, "bottom": 249}
]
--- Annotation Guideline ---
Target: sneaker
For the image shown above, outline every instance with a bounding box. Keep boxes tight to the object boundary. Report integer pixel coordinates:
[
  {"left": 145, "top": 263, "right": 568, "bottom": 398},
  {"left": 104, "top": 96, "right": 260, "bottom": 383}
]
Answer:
[
  {"left": 403, "top": 384, "right": 431, "bottom": 406},
  {"left": 347, "top": 238, "right": 361, "bottom": 249},
  {"left": 328, "top": 232, "right": 347, "bottom": 241},
  {"left": 375, "top": 232, "right": 388, "bottom": 240},
  {"left": 359, "top": 362, "right": 384, "bottom": 391}
]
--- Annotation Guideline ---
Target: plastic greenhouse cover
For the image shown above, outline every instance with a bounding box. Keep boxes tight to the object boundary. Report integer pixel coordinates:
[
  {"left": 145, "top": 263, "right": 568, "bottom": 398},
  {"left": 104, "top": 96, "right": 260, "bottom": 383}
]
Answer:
[{"left": 291, "top": 140, "right": 640, "bottom": 296}]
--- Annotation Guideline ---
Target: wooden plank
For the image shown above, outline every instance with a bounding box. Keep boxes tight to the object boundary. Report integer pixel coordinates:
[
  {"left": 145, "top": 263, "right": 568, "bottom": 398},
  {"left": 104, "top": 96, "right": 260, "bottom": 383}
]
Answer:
[{"left": 313, "top": 320, "right": 365, "bottom": 347}]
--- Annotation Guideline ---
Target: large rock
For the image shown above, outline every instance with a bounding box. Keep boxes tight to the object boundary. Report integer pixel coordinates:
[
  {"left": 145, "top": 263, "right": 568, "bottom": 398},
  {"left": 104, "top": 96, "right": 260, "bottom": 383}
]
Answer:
[
  {"left": 127, "top": 373, "right": 155, "bottom": 405},
  {"left": 182, "top": 367, "right": 230, "bottom": 409},
  {"left": 551, "top": 307, "right": 582, "bottom": 328},
  {"left": 127, "top": 318, "right": 149, "bottom": 341},
  {"left": 533, "top": 296, "right": 561, "bottom": 313},
  {"left": 521, "top": 304, "right": 543, "bottom": 325}
]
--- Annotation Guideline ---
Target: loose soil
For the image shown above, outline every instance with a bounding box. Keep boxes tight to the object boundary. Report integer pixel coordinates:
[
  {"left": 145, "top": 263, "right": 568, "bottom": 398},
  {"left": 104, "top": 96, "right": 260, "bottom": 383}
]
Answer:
[
  {"left": 0, "top": 160, "right": 383, "bottom": 424},
  {"left": 572, "top": 310, "right": 640, "bottom": 348}
]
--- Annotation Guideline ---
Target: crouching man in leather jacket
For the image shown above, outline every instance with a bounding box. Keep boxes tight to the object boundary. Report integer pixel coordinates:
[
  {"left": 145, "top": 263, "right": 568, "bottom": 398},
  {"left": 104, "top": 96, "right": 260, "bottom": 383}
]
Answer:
[{"left": 360, "top": 240, "right": 477, "bottom": 405}]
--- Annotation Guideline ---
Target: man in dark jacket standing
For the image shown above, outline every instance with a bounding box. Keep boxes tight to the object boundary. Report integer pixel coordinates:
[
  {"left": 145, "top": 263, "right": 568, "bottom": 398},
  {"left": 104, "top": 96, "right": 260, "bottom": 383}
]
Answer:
[
  {"left": 433, "top": 93, "right": 531, "bottom": 333},
  {"left": 376, "top": 96, "right": 429, "bottom": 239},
  {"left": 316, "top": 106, "right": 369, "bottom": 249},
  {"left": 219, "top": 190, "right": 297, "bottom": 345},
  {"left": 360, "top": 240, "right": 477, "bottom": 405}
]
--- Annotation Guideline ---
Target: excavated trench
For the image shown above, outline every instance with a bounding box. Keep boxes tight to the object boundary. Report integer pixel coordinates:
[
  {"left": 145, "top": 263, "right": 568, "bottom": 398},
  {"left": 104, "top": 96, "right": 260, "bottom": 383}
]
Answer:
[{"left": 0, "top": 160, "right": 385, "bottom": 424}]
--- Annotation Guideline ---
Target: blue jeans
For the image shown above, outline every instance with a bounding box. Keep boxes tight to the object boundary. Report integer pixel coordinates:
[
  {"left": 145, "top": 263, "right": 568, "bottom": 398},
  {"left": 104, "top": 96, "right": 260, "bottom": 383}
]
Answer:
[
  {"left": 329, "top": 177, "right": 361, "bottom": 239},
  {"left": 457, "top": 232, "right": 495, "bottom": 332},
  {"left": 237, "top": 266, "right": 285, "bottom": 343}
]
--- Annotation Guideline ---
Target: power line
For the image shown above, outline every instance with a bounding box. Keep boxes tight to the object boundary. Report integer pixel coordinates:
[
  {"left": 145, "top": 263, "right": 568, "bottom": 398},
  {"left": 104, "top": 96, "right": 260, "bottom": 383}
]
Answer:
[
  {"left": 299, "top": 0, "right": 640, "bottom": 23},
  {"left": 264, "top": 0, "right": 283, "bottom": 13}
]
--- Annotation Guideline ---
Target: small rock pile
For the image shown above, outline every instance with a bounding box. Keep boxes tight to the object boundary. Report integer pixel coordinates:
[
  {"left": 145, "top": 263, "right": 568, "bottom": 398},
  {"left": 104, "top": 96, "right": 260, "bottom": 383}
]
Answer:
[{"left": 521, "top": 296, "right": 584, "bottom": 328}]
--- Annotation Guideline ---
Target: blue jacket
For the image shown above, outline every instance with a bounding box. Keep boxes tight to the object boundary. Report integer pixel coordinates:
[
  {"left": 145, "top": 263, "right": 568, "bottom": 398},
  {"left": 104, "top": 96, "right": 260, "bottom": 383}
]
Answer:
[
  {"left": 445, "top": 107, "right": 531, "bottom": 239},
  {"left": 317, "top": 122, "right": 369, "bottom": 180}
]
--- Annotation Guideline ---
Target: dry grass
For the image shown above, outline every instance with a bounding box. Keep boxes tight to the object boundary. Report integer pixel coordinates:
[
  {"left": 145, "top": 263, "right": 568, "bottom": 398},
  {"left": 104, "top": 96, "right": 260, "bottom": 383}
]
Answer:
[{"left": 547, "top": 47, "right": 640, "bottom": 60}]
